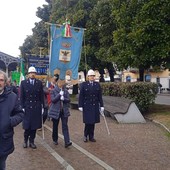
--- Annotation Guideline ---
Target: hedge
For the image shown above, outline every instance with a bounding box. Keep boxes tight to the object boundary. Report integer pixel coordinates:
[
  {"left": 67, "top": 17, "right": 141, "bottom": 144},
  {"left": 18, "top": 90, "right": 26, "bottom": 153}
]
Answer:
[{"left": 100, "top": 82, "right": 158, "bottom": 113}]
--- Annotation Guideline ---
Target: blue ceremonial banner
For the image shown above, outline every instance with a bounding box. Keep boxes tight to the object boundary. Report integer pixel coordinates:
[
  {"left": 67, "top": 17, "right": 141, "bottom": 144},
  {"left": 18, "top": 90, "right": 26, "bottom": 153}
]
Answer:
[{"left": 49, "top": 24, "right": 84, "bottom": 84}]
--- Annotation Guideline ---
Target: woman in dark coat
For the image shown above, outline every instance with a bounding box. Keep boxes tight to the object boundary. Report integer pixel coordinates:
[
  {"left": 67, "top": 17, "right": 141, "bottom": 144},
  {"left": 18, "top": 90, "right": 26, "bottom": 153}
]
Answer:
[
  {"left": 78, "top": 69, "right": 104, "bottom": 142},
  {"left": 0, "top": 70, "right": 24, "bottom": 170},
  {"left": 48, "top": 80, "right": 72, "bottom": 148}
]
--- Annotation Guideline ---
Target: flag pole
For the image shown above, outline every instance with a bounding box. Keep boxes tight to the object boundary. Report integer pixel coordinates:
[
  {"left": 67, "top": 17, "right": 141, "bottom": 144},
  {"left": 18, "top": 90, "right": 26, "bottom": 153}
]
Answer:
[
  {"left": 48, "top": 24, "right": 56, "bottom": 76},
  {"left": 19, "top": 57, "right": 25, "bottom": 85},
  {"left": 45, "top": 22, "right": 86, "bottom": 31},
  {"left": 42, "top": 110, "right": 45, "bottom": 140}
]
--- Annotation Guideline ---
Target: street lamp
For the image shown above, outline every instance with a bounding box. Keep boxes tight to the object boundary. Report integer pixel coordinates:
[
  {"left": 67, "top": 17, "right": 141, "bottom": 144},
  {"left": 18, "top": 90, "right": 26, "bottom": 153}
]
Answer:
[{"left": 39, "top": 47, "right": 44, "bottom": 58}]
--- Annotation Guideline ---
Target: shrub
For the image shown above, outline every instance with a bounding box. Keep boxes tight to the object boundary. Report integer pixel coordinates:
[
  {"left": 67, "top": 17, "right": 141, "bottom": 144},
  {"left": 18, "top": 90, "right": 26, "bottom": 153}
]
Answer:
[{"left": 100, "top": 82, "right": 158, "bottom": 113}]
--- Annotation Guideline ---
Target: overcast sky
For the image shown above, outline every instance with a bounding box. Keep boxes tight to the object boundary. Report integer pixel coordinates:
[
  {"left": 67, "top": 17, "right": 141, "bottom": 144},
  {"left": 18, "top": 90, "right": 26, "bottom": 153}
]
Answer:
[{"left": 0, "top": 0, "right": 46, "bottom": 57}]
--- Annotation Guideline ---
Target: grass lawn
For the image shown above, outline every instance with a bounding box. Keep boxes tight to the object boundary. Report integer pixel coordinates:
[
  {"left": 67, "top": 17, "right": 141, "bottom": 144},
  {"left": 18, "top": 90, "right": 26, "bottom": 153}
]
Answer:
[{"left": 147, "top": 104, "right": 170, "bottom": 131}]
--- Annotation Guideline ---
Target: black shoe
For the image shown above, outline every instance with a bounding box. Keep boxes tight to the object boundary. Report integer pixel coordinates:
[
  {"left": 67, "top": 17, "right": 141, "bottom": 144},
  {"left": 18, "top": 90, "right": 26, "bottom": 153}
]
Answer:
[
  {"left": 53, "top": 141, "right": 58, "bottom": 145},
  {"left": 83, "top": 137, "right": 88, "bottom": 142},
  {"left": 89, "top": 138, "right": 96, "bottom": 142},
  {"left": 23, "top": 142, "right": 28, "bottom": 148},
  {"left": 29, "top": 143, "right": 37, "bottom": 149},
  {"left": 65, "top": 142, "right": 72, "bottom": 148}
]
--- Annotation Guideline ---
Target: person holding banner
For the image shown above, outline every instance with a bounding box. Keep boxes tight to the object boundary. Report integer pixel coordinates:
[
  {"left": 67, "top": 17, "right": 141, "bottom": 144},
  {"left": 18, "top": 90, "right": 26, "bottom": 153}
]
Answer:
[
  {"left": 78, "top": 69, "right": 104, "bottom": 142},
  {"left": 48, "top": 80, "right": 72, "bottom": 148},
  {"left": 20, "top": 66, "right": 44, "bottom": 149}
]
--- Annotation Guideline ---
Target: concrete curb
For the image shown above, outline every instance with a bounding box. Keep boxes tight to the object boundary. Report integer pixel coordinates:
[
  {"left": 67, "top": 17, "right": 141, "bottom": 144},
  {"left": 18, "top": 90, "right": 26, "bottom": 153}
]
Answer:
[{"left": 145, "top": 117, "right": 170, "bottom": 134}]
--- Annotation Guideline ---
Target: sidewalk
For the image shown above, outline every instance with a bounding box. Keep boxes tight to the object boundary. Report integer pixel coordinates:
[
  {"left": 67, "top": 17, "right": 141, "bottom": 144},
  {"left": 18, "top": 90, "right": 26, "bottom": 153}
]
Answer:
[{"left": 7, "top": 109, "right": 170, "bottom": 170}]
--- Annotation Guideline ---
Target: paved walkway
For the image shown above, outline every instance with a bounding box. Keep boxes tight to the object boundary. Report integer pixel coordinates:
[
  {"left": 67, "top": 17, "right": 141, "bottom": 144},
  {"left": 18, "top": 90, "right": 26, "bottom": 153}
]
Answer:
[{"left": 6, "top": 108, "right": 170, "bottom": 170}]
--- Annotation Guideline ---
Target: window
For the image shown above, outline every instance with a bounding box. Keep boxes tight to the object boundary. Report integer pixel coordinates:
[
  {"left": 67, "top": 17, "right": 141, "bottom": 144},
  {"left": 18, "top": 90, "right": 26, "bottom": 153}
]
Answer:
[
  {"left": 126, "top": 76, "right": 131, "bottom": 82},
  {"left": 145, "top": 75, "right": 151, "bottom": 82}
]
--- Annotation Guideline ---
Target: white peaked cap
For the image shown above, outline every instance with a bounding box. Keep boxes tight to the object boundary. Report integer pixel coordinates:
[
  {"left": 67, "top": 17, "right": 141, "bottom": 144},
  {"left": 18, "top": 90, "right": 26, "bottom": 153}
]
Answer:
[
  {"left": 87, "top": 69, "right": 95, "bottom": 76},
  {"left": 28, "top": 66, "right": 37, "bottom": 73}
]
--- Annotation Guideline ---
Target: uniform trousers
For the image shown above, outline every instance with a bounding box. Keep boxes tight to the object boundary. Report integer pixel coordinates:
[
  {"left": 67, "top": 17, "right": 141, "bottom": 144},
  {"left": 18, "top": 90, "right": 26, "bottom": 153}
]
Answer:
[
  {"left": 84, "top": 124, "right": 95, "bottom": 140},
  {"left": 52, "top": 112, "right": 70, "bottom": 144},
  {"left": 24, "top": 129, "right": 36, "bottom": 143},
  {"left": 0, "top": 155, "right": 8, "bottom": 170}
]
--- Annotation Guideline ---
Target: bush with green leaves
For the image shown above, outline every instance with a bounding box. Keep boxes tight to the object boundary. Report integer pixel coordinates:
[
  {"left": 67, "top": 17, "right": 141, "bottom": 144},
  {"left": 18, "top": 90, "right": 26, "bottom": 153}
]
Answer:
[{"left": 100, "top": 82, "right": 158, "bottom": 113}]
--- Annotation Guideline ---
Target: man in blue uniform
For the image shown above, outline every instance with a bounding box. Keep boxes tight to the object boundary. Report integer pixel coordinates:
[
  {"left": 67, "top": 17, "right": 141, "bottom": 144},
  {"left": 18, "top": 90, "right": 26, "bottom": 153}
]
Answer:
[
  {"left": 20, "top": 66, "right": 44, "bottom": 149},
  {"left": 78, "top": 69, "right": 104, "bottom": 142}
]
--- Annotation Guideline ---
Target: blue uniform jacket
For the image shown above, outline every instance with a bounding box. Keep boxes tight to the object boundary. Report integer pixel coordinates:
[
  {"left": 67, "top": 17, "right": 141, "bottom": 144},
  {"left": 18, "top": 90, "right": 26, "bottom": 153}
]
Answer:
[
  {"left": 20, "top": 79, "right": 44, "bottom": 130},
  {"left": 79, "top": 81, "right": 104, "bottom": 124}
]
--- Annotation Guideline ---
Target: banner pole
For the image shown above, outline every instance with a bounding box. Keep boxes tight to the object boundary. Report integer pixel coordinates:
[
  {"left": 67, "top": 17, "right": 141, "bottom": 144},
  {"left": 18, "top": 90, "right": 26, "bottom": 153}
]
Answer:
[{"left": 45, "top": 22, "right": 86, "bottom": 31}]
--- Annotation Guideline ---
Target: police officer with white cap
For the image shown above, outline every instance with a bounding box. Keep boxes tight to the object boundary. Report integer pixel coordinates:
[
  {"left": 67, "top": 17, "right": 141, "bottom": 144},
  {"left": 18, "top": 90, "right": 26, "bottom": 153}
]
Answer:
[
  {"left": 20, "top": 66, "right": 44, "bottom": 149},
  {"left": 78, "top": 69, "right": 104, "bottom": 142}
]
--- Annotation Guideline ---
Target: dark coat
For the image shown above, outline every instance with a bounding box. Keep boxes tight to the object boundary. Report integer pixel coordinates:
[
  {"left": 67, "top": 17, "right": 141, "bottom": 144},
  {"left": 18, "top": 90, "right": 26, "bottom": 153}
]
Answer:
[
  {"left": 0, "top": 88, "right": 24, "bottom": 156},
  {"left": 79, "top": 81, "right": 104, "bottom": 124},
  {"left": 6, "top": 85, "right": 18, "bottom": 95},
  {"left": 43, "top": 86, "right": 49, "bottom": 109},
  {"left": 48, "top": 85, "right": 70, "bottom": 120},
  {"left": 20, "top": 79, "right": 44, "bottom": 130}
]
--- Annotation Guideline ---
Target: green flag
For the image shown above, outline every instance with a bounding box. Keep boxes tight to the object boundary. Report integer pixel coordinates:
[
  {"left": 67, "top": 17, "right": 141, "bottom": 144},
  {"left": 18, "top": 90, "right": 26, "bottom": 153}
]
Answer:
[
  {"left": 11, "top": 71, "right": 20, "bottom": 85},
  {"left": 19, "top": 58, "right": 25, "bottom": 85}
]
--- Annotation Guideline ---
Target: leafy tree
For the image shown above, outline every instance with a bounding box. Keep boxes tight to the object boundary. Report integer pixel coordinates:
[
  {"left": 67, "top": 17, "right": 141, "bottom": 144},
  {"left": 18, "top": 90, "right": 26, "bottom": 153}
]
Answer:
[
  {"left": 50, "top": 0, "right": 107, "bottom": 80},
  {"left": 19, "top": 35, "right": 35, "bottom": 57},
  {"left": 87, "top": 0, "right": 116, "bottom": 81},
  {"left": 19, "top": 0, "right": 52, "bottom": 59},
  {"left": 112, "top": 0, "right": 170, "bottom": 81},
  {"left": 20, "top": 0, "right": 116, "bottom": 82},
  {"left": 31, "top": 21, "right": 49, "bottom": 55}
]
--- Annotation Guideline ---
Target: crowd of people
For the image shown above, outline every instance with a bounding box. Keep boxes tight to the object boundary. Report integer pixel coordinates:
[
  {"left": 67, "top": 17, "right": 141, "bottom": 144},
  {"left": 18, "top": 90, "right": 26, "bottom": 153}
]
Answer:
[{"left": 0, "top": 67, "right": 104, "bottom": 170}]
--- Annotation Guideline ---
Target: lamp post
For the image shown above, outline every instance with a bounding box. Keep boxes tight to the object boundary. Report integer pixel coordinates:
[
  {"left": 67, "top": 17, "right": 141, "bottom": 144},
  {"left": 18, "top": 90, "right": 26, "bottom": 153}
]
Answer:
[{"left": 39, "top": 47, "right": 44, "bottom": 58}]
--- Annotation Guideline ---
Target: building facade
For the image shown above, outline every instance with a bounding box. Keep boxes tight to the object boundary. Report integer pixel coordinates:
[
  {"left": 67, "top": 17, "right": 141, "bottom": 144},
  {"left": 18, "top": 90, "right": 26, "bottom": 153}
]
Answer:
[
  {"left": 123, "top": 69, "right": 170, "bottom": 89},
  {"left": 0, "top": 51, "right": 19, "bottom": 77}
]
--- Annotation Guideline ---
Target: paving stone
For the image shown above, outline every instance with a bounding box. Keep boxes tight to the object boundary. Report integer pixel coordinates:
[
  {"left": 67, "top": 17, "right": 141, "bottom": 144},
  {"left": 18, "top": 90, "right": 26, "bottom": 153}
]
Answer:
[{"left": 6, "top": 109, "right": 170, "bottom": 170}]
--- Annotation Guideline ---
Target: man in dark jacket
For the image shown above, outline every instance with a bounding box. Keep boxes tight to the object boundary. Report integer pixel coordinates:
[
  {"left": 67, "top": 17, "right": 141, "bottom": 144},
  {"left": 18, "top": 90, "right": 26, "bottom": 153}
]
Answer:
[
  {"left": 0, "top": 70, "right": 24, "bottom": 170},
  {"left": 6, "top": 78, "right": 18, "bottom": 95},
  {"left": 20, "top": 66, "right": 44, "bottom": 149},
  {"left": 78, "top": 69, "right": 104, "bottom": 142}
]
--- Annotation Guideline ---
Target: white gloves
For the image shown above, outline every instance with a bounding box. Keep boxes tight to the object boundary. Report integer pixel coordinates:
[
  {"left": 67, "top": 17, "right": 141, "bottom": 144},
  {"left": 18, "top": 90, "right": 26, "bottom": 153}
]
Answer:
[
  {"left": 60, "top": 96, "right": 64, "bottom": 101},
  {"left": 59, "top": 90, "right": 64, "bottom": 96},
  {"left": 100, "top": 107, "right": 104, "bottom": 112},
  {"left": 42, "top": 108, "right": 44, "bottom": 114},
  {"left": 79, "top": 107, "right": 83, "bottom": 112},
  {"left": 100, "top": 107, "right": 104, "bottom": 117}
]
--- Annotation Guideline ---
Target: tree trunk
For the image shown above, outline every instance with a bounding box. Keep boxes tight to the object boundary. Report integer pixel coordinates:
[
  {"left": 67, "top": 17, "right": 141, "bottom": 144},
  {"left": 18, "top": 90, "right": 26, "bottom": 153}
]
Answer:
[
  {"left": 107, "top": 63, "right": 115, "bottom": 82},
  {"left": 139, "top": 68, "right": 144, "bottom": 81},
  {"left": 72, "top": 84, "right": 78, "bottom": 94},
  {"left": 99, "top": 69, "right": 105, "bottom": 82},
  {"left": 84, "top": 69, "right": 87, "bottom": 81}
]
